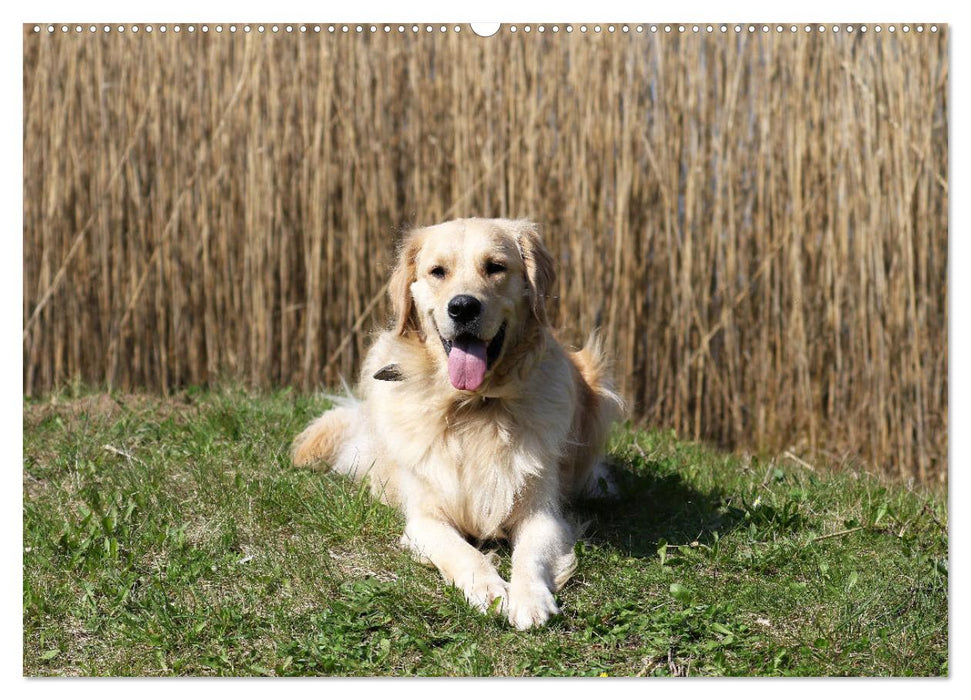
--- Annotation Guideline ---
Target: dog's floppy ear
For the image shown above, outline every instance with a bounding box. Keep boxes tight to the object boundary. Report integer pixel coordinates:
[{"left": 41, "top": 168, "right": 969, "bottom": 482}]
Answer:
[
  {"left": 517, "top": 221, "right": 556, "bottom": 326},
  {"left": 389, "top": 228, "right": 425, "bottom": 337}
]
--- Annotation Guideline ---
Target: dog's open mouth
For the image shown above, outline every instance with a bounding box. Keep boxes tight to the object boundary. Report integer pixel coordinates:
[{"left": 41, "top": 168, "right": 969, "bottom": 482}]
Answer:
[{"left": 440, "top": 322, "right": 506, "bottom": 392}]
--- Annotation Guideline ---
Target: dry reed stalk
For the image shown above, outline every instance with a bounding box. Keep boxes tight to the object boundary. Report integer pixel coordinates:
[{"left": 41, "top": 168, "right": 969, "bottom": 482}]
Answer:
[{"left": 22, "top": 25, "right": 948, "bottom": 481}]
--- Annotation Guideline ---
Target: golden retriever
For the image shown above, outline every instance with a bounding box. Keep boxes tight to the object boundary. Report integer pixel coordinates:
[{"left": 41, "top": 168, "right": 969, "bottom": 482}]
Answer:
[{"left": 292, "top": 218, "right": 623, "bottom": 629}]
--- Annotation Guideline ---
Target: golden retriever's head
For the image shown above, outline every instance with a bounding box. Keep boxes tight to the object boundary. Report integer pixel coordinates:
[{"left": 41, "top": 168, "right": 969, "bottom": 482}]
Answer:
[{"left": 389, "top": 218, "right": 555, "bottom": 393}]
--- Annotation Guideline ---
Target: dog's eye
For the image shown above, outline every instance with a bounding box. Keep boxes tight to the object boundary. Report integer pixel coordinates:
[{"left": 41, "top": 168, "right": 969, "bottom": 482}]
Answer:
[
  {"left": 485, "top": 261, "right": 506, "bottom": 276},
  {"left": 429, "top": 266, "right": 447, "bottom": 279}
]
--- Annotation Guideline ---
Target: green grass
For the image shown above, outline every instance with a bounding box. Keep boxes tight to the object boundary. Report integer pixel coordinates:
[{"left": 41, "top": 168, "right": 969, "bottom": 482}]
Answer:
[{"left": 23, "top": 389, "right": 948, "bottom": 676}]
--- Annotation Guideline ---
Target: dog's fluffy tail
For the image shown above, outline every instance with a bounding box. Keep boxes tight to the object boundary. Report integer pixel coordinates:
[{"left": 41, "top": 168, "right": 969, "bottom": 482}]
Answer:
[
  {"left": 574, "top": 331, "right": 626, "bottom": 424},
  {"left": 566, "top": 332, "right": 627, "bottom": 499}
]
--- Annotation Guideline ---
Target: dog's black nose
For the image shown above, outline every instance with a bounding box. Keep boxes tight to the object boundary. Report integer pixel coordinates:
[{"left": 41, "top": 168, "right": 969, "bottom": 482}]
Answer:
[{"left": 448, "top": 295, "right": 482, "bottom": 324}]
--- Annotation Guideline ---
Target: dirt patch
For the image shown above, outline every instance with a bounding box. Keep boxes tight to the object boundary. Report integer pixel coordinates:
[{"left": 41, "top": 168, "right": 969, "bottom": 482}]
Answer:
[{"left": 23, "top": 393, "right": 200, "bottom": 430}]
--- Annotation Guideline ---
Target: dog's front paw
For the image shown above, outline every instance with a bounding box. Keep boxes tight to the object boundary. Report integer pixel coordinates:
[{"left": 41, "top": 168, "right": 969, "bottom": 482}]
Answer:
[
  {"left": 508, "top": 581, "right": 559, "bottom": 630},
  {"left": 461, "top": 573, "right": 509, "bottom": 615}
]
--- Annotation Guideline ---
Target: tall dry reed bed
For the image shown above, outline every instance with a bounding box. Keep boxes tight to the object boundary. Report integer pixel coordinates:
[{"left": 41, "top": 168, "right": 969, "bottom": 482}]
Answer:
[{"left": 22, "top": 25, "right": 948, "bottom": 481}]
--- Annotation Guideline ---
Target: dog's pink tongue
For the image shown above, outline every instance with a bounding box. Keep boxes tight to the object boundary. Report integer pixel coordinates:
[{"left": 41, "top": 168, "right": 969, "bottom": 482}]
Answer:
[{"left": 447, "top": 338, "right": 488, "bottom": 391}]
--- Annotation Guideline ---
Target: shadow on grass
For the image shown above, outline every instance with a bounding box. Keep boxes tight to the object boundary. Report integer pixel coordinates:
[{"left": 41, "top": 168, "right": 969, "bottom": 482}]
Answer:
[{"left": 570, "top": 455, "right": 746, "bottom": 559}]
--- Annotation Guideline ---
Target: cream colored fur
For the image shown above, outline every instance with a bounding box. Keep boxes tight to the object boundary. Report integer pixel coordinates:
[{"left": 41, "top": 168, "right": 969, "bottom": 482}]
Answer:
[{"left": 292, "top": 218, "right": 623, "bottom": 629}]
